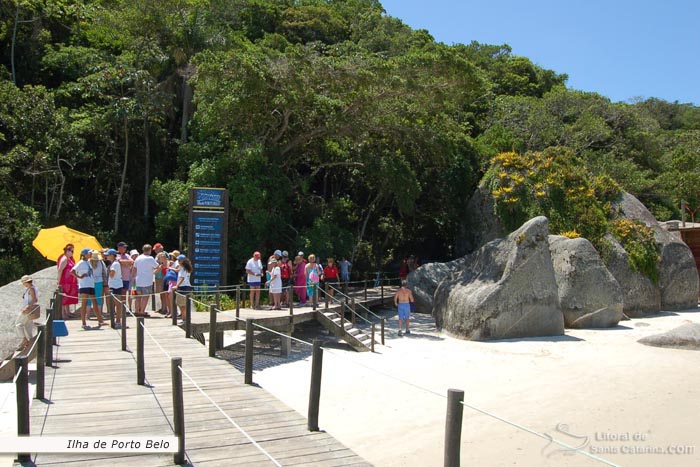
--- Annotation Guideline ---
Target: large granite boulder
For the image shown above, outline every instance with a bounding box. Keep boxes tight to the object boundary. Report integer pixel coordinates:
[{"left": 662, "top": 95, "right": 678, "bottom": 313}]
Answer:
[
  {"left": 612, "top": 192, "right": 699, "bottom": 311},
  {"left": 406, "top": 258, "right": 465, "bottom": 314},
  {"left": 603, "top": 233, "right": 660, "bottom": 317},
  {"left": 549, "top": 236, "right": 623, "bottom": 328},
  {"left": 638, "top": 322, "right": 700, "bottom": 351},
  {"left": 456, "top": 182, "right": 505, "bottom": 256},
  {"left": 433, "top": 216, "right": 564, "bottom": 340}
]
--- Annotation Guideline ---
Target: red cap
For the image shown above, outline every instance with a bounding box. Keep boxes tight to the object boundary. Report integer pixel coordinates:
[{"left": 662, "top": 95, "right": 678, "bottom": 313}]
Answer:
[
  {"left": 254, "top": 251, "right": 261, "bottom": 258},
  {"left": 154, "top": 243, "right": 163, "bottom": 251}
]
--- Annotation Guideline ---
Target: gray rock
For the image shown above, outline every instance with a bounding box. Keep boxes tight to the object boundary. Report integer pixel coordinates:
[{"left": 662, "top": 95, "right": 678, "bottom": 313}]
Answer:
[
  {"left": 456, "top": 182, "right": 505, "bottom": 256},
  {"left": 0, "top": 266, "right": 57, "bottom": 360},
  {"left": 612, "top": 192, "right": 699, "bottom": 311},
  {"left": 603, "top": 233, "right": 660, "bottom": 317},
  {"left": 433, "top": 216, "right": 564, "bottom": 340},
  {"left": 406, "top": 258, "right": 465, "bottom": 314},
  {"left": 638, "top": 322, "right": 700, "bottom": 351},
  {"left": 549, "top": 236, "right": 623, "bottom": 328}
]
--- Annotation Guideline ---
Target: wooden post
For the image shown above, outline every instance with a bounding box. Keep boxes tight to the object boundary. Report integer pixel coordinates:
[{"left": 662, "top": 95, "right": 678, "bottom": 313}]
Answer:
[
  {"left": 280, "top": 325, "right": 291, "bottom": 358},
  {"left": 215, "top": 284, "right": 221, "bottom": 310},
  {"left": 312, "top": 284, "right": 318, "bottom": 311},
  {"left": 444, "top": 389, "right": 465, "bottom": 467},
  {"left": 151, "top": 292, "right": 156, "bottom": 313},
  {"left": 307, "top": 339, "right": 323, "bottom": 431},
  {"left": 244, "top": 319, "right": 254, "bottom": 385},
  {"left": 121, "top": 301, "right": 127, "bottom": 351},
  {"left": 340, "top": 303, "right": 345, "bottom": 331},
  {"left": 381, "top": 277, "right": 384, "bottom": 305},
  {"left": 45, "top": 301, "right": 53, "bottom": 367},
  {"left": 15, "top": 356, "right": 30, "bottom": 462},
  {"left": 324, "top": 283, "right": 329, "bottom": 309},
  {"left": 52, "top": 287, "right": 61, "bottom": 347},
  {"left": 137, "top": 316, "right": 145, "bottom": 385},
  {"left": 236, "top": 286, "right": 241, "bottom": 318},
  {"left": 288, "top": 287, "right": 294, "bottom": 315},
  {"left": 364, "top": 277, "right": 368, "bottom": 301},
  {"left": 171, "top": 357, "right": 185, "bottom": 465},
  {"left": 36, "top": 325, "right": 45, "bottom": 399},
  {"left": 185, "top": 295, "right": 192, "bottom": 339},
  {"left": 351, "top": 298, "right": 356, "bottom": 326},
  {"left": 108, "top": 293, "right": 116, "bottom": 329},
  {"left": 209, "top": 304, "right": 217, "bottom": 357},
  {"left": 371, "top": 323, "right": 376, "bottom": 352},
  {"left": 171, "top": 291, "right": 177, "bottom": 325},
  {"left": 381, "top": 318, "right": 386, "bottom": 345}
]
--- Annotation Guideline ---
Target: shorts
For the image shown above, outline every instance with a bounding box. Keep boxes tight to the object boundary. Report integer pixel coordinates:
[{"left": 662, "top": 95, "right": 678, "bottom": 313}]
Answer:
[
  {"left": 248, "top": 281, "right": 261, "bottom": 287},
  {"left": 167, "top": 280, "right": 177, "bottom": 292},
  {"left": 175, "top": 287, "right": 192, "bottom": 306},
  {"left": 282, "top": 278, "right": 291, "bottom": 288},
  {"left": 136, "top": 285, "right": 154, "bottom": 295},
  {"left": 398, "top": 302, "right": 411, "bottom": 321},
  {"left": 122, "top": 280, "right": 130, "bottom": 290},
  {"left": 110, "top": 287, "right": 124, "bottom": 296},
  {"left": 79, "top": 287, "right": 95, "bottom": 296}
]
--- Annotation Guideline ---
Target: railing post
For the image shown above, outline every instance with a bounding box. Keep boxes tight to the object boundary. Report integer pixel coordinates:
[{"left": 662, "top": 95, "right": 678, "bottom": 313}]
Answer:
[
  {"left": 215, "top": 284, "right": 221, "bottom": 310},
  {"left": 381, "top": 318, "right": 386, "bottom": 345},
  {"left": 185, "top": 295, "right": 192, "bottom": 338},
  {"left": 351, "top": 298, "right": 356, "bottom": 326},
  {"left": 288, "top": 287, "right": 294, "bottom": 315},
  {"left": 45, "top": 302, "right": 53, "bottom": 367},
  {"left": 364, "top": 277, "right": 368, "bottom": 301},
  {"left": 308, "top": 339, "right": 323, "bottom": 431},
  {"left": 244, "top": 319, "right": 254, "bottom": 385},
  {"left": 15, "top": 356, "right": 30, "bottom": 463},
  {"left": 324, "top": 283, "right": 329, "bottom": 309},
  {"left": 209, "top": 304, "right": 217, "bottom": 357},
  {"left": 340, "top": 303, "right": 345, "bottom": 331},
  {"left": 381, "top": 277, "right": 384, "bottom": 305},
  {"left": 52, "top": 288, "right": 61, "bottom": 346},
  {"left": 170, "top": 291, "right": 177, "bottom": 325},
  {"left": 36, "top": 325, "right": 45, "bottom": 399},
  {"left": 371, "top": 323, "right": 376, "bottom": 352},
  {"left": 171, "top": 357, "right": 185, "bottom": 465},
  {"left": 312, "top": 284, "right": 318, "bottom": 311},
  {"left": 151, "top": 292, "right": 156, "bottom": 313},
  {"left": 137, "top": 316, "right": 145, "bottom": 385},
  {"left": 108, "top": 293, "right": 116, "bottom": 329},
  {"left": 121, "top": 301, "right": 127, "bottom": 351},
  {"left": 444, "top": 389, "right": 465, "bottom": 467},
  {"left": 236, "top": 286, "right": 241, "bottom": 319}
]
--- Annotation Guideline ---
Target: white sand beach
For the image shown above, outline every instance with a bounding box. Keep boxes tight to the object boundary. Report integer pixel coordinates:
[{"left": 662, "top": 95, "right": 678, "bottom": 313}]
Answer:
[{"left": 254, "top": 308, "right": 700, "bottom": 467}]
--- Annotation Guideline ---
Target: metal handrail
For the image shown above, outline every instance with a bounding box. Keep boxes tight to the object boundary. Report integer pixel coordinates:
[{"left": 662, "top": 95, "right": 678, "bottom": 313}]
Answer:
[{"left": 327, "top": 284, "right": 384, "bottom": 322}]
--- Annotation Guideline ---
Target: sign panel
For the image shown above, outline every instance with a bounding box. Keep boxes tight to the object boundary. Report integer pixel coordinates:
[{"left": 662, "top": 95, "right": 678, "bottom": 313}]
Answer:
[{"left": 188, "top": 188, "right": 228, "bottom": 288}]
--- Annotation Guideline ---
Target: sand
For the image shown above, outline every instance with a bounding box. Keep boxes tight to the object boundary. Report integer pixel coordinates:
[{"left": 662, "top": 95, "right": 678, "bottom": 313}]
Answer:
[{"left": 254, "top": 308, "right": 700, "bottom": 467}]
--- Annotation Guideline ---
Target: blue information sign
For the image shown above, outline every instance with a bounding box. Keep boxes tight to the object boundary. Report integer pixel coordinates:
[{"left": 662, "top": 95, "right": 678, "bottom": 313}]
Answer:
[{"left": 189, "top": 188, "right": 228, "bottom": 288}]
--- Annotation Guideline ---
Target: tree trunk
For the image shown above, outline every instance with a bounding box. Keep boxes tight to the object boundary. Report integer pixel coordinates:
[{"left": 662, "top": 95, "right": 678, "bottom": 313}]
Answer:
[
  {"left": 143, "top": 118, "right": 150, "bottom": 223},
  {"left": 181, "top": 76, "right": 193, "bottom": 143},
  {"left": 11, "top": 4, "right": 19, "bottom": 85},
  {"left": 115, "top": 116, "right": 129, "bottom": 233},
  {"left": 351, "top": 193, "right": 381, "bottom": 264}
]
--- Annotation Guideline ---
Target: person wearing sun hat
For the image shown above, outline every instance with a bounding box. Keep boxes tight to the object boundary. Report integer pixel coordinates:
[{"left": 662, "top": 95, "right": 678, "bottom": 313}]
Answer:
[
  {"left": 71, "top": 247, "right": 104, "bottom": 329},
  {"left": 15, "top": 275, "right": 39, "bottom": 351},
  {"left": 266, "top": 257, "right": 282, "bottom": 310},
  {"left": 106, "top": 248, "right": 124, "bottom": 328}
]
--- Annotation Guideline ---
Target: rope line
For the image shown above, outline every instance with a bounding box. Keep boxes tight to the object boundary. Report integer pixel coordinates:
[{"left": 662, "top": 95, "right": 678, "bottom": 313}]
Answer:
[{"left": 177, "top": 365, "right": 282, "bottom": 467}]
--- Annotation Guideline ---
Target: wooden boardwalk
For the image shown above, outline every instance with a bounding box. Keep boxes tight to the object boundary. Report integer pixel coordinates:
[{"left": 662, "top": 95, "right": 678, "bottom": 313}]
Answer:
[{"left": 23, "top": 309, "right": 375, "bottom": 466}]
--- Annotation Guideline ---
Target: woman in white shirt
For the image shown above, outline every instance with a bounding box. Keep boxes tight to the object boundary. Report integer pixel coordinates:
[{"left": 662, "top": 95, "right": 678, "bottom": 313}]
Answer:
[
  {"left": 266, "top": 258, "right": 282, "bottom": 310},
  {"left": 171, "top": 255, "right": 193, "bottom": 324}
]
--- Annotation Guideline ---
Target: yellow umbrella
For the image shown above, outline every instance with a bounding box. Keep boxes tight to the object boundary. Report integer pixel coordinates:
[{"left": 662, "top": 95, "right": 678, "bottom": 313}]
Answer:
[{"left": 32, "top": 225, "right": 103, "bottom": 262}]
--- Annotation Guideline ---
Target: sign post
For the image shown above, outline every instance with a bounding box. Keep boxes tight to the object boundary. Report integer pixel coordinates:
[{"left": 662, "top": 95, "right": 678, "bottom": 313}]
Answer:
[{"left": 188, "top": 188, "right": 229, "bottom": 289}]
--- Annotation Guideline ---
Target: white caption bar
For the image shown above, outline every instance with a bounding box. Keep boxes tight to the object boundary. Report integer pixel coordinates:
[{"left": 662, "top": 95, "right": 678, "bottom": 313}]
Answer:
[{"left": 0, "top": 437, "right": 178, "bottom": 453}]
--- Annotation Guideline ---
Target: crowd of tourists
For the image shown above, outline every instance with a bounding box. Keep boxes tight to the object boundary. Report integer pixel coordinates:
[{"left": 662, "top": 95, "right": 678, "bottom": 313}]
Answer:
[
  {"left": 244, "top": 250, "right": 352, "bottom": 310},
  {"left": 56, "top": 242, "right": 193, "bottom": 329}
]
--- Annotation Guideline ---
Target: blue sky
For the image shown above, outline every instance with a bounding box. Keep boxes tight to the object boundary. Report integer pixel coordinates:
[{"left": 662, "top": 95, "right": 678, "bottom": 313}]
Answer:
[{"left": 380, "top": 0, "right": 699, "bottom": 105}]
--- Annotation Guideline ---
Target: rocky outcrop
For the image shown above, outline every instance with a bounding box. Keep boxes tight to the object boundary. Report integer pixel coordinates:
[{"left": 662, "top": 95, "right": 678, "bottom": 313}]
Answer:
[
  {"left": 456, "top": 182, "right": 504, "bottom": 256},
  {"left": 433, "top": 216, "right": 564, "bottom": 340},
  {"left": 549, "top": 236, "right": 623, "bottom": 328},
  {"left": 406, "top": 258, "right": 465, "bottom": 314},
  {"left": 612, "top": 192, "right": 699, "bottom": 312},
  {"left": 638, "top": 322, "right": 700, "bottom": 351}
]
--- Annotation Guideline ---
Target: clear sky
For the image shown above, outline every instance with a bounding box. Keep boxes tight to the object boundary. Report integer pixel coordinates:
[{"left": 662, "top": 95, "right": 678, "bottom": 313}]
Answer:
[{"left": 380, "top": 0, "right": 699, "bottom": 105}]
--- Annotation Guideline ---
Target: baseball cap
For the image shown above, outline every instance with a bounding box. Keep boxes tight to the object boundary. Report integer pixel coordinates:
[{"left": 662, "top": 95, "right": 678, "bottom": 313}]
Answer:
[
  {"left": 154, "top": 242, "right": 163, "bottom": 250},
  {"left": 117, "top": 241, "right": 127, "bottom": 248},
  {"left": 254, "top": 251, "right": 261, "bottom": 258},
  {"left": 106, "top": 249, "right": 118, "bottom": 256},
  {"left": 282, "top": 250, "right": 289, "bottom": 257},
  {"left": 80, "top": 247, "right": 91, "bottom": 256},
  {"left": 177, "top": 254, "right": 186, "bottom": 261},
  {"left": 298, "top": 251, "right": 304, "bottom": 256},
  {"left": 268, "top": 258, "right": 278, "bottom": 265},
  {"left": 274, "top": 249, "right": 282, "bottom": 256}
]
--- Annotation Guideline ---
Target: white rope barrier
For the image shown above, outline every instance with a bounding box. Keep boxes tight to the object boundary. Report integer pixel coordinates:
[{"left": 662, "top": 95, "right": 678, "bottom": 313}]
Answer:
[{"left": 177, "top": 365, "right": 282, "bottom": 467}]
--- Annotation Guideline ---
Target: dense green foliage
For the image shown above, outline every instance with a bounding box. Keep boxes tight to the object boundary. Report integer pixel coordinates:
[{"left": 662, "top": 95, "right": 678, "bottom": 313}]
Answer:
[{"left": 0, "top": 0, "right": 698, "bottom": 285}]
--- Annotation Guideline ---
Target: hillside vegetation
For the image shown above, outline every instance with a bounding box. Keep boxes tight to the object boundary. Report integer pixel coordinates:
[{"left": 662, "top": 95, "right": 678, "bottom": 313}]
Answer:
[{"left": 1, "top": 0, "right": 699, "bottom": 284}]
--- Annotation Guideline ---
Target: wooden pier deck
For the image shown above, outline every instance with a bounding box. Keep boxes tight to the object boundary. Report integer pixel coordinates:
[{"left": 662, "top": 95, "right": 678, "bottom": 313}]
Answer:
[{"left": 23, "top": 314, "right": 373, "bottom": 466}]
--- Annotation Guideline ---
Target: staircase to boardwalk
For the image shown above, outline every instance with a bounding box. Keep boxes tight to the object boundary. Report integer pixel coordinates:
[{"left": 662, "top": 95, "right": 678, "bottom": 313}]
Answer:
[{"left": 316, "top": 308, "right": 373, "bottom": 352}]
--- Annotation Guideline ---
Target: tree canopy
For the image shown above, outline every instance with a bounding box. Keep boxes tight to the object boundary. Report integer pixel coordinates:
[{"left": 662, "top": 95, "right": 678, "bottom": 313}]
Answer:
[{"left": 0, "top": 0, "right": 698, "bottom": 284}]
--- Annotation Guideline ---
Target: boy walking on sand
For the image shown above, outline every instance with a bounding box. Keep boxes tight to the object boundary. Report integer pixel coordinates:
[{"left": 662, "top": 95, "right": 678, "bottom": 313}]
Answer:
[{"left": 394, "top": 280, "right": 414, "bottom": 336}]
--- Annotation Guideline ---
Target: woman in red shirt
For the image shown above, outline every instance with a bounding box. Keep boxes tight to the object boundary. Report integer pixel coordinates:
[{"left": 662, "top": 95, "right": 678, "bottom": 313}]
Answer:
[{"left": 323, "top": 257, "right": 339, "bottom": 298}]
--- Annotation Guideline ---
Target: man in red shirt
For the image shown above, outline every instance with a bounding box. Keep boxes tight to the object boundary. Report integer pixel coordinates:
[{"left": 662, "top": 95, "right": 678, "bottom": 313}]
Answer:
[
  {"left": 323, "top": 257, "right": 339, "bottom": 299},
  {"left": 279, "top": 251, "right": 292, "bottom": 306}
]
